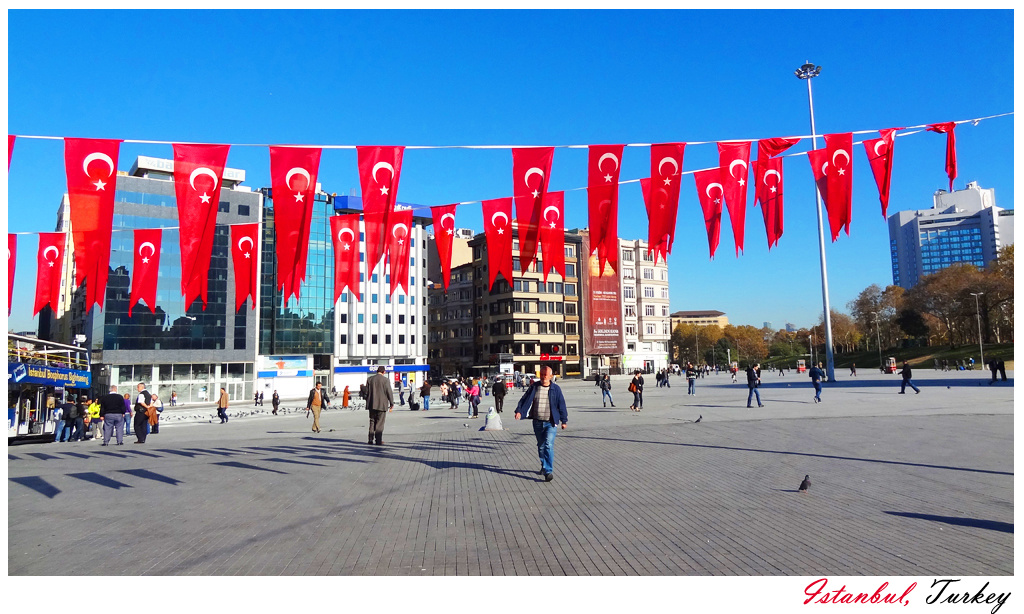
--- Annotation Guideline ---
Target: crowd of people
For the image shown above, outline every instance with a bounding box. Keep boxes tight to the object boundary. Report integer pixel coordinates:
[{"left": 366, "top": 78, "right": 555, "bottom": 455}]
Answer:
[{"left": 51, "top": 382, "right": 162, "bottom": 445}]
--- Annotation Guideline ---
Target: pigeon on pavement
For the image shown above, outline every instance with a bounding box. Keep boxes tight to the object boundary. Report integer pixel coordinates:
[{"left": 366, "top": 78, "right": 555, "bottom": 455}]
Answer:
[
  {"left": 695, "top": 415, "right": 702, "bottom": 423},
  {"left": 799, "top": 475, "right": 811, "bottom": 493}
]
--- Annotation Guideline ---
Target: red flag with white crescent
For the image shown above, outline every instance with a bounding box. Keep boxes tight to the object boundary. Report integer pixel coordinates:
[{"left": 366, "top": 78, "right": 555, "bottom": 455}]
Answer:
[
  {"left": 482, "top": 197, "right": 514, "bottom": 291},
  {"left": 718, "top": 141, "right": 751, "bottom": 256},
  {"left": 8, "top": 135, "right": 14, "bottom": 170},
  {"left": 587, "top": 144, "right": 624, "bottom": 274},
  {"left": 824, "top": 132, "right": 853, "bottom": 238},
  {"left": 230, "top": 223, "right": 260, "bottom": 311},
  {"left": 926, "top": 122, "right": 957, "bottom": 192},
  {"left": 64, "top": 137, "right": 122, "bottom": 311},
  {"left": 539, "top": 191, "right": 565, "bottom": 283},
  {"left": 173, "top": 143, "right": 230, "bottom": 311},
  {"left": 8, "top": 234, "right": 16, "bottom": 315},
  {"left": 640, "top": 178, "right": 669, "bottom": 264},
  {"left": 34, "top": 232, "right": 66, "bottom": 316},
  {"left": 330, "top": 213, "right": 362, "bottom": 302},
  {"left": 430, "top": 204, "right": 458, "bottom": 290},
  {"left": 755, "top": 156, "right": 786, "bottom": 249},
  {"left": 357, "top": 146, "right": 404, "bottom": 275},
  {"left": 269, "top": 146, "right": 322, "bottom": 305},
  {"left": 387, "top": 209, "right": 413, "bottom": 296},
  {"left": 129, "top": 228, "right": 162, "bottom": 318},
  {"left": 512, "top": 147, "right": 554, "bottom": 270},
  {"left": 650, "top": 142, "right": 685, "bottom": 258},
  {"left": 807, "top": 148, "right": 844, "bottom": 242},
  {"left": 863, "top": 128, "right": 901, "bottom": 219},
  {"left": 693, "top": 168, "right": 724, "bottom": 259}
]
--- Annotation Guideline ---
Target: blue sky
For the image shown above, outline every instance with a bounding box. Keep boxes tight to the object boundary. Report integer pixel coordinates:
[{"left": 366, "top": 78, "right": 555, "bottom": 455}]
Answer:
[{"left": 5, "top": 9, "right": 1014, "bottom": 333}]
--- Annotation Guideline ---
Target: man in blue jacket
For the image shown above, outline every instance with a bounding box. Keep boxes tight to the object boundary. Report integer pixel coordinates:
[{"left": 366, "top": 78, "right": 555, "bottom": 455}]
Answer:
[{"left": 515, "top": 366, "right": 568, "bottom": 482}]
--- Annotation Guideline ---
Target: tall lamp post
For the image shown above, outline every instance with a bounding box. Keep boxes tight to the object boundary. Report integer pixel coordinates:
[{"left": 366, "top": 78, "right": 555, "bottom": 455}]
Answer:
[
  {"left": 795, "top": 62, "right": 836, "bottom": 382},
  {"left": 871, "top": 311, "right": 883, "bottom": 371},
  {"left": 970, "top": 292, "right": 985, "bottom": 368}
]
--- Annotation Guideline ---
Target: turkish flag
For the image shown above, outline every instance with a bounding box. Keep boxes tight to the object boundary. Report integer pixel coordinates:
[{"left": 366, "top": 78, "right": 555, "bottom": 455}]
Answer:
[
  {"left": 330, "top": 214, "right": 361, "bottom": 302},
  {"left": 693, "top": 168, "right": 724, "bottom": 259},
  {"left": 269, "top": 146, "right": 321, "bottom": 305},
  {"left": 65, "top": 137, "right": 122, "bottom": 312},
  {"left": 824, "top": 132, "right": 853, "bottom": 238},
  {"left": 807, "top": 148, "right": 844, "bottom": 242},
  {"left": 8, "top": 135, "right": 14, "bottom": 170},
  {"left": 650, "top": 142, "right": 685, "bottom": 258},
  {"left": 757, "top": 137, "right": 800, "bottom": 161},
  {"left": 8, "top": 234, "right": 16, "bottom": 315},
  {"left": 587, "top": 144, "right": 624, "bottom": 275},
  {"left": 640, "top": 178, "right": 671, "bottom": 264},
  {"left": 482, "top": 197, "right": 514, "bottom": 291},
  {"left": 357, "top": 146, "right": 404, "bottom": 275},
  {"left": 231, "top": 223, "right": 260, "bottom": 311},
  {"left": 539, "top": 191, "right": 565, "bottom": 283},
  {"left": 173, "top": 143, "right": 230, "bottom": 311},
  {"left": 34, "top": 232, "right": 66, "bottom": 316},
  {"left": 718, "top": 141, "right": 751, "bottom": 256},
  {"left": 512, "top": 147, "right": 554, "bottom": 270},
  {"left": 926, "top": 122, "right": 957, "bottom": 192},
  {"left": 754, "top": 156, "right": 786, "bottom": 249},
  {"left": 863, "top": 128, "right": 901, "bottom": 219},
  {"left": 430, "top": 204, "right": 458, "bottom": 290},
  {"left": 129, "top": 228, "right": 162, "bottom": 317},
  {"left": 387, "top": 209, "right": 413, "bottom": 296}
]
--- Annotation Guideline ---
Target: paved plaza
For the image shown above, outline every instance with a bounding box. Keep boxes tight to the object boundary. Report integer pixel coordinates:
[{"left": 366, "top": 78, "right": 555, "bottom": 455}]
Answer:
[{"left": 9, "top": 369, "right": 1014, "bottom": 575}]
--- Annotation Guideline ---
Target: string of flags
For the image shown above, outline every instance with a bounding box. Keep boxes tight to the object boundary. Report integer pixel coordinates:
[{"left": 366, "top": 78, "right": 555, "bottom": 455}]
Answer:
[{"left": 6, "top": 112, "right": 1011, "bottom": 319}]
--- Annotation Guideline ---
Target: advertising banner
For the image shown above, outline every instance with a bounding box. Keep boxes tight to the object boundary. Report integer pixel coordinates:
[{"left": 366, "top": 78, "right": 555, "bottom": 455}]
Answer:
[
  {"left": 8, "top": 362, "right": 91, "bottom": 388},
  {"left": 582, "top": 232, "right": 623, "bottom": 355}
]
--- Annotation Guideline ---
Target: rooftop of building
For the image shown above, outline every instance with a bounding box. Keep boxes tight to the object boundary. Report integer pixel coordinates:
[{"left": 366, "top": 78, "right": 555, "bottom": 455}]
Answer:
[{"left": 670, "top": 310, "right": 726, "bottom": 318}]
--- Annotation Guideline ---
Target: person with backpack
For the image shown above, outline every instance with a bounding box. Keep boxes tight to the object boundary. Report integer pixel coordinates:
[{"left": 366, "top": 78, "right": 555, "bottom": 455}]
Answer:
[
  {"left": 628, "top": 370, "right": 644, "bottom": 412},
  {"left": 132, "top": 383, "right": 155, "bottom": 444}
]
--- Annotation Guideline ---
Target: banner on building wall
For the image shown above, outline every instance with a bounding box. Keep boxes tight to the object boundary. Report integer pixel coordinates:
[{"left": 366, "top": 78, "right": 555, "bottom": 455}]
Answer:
[{"left": 581, "top": 232, "right": 623, "bottom": 355}]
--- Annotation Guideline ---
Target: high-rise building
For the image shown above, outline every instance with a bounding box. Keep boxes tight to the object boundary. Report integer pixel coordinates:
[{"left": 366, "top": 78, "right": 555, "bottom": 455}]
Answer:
[
  {"left": 618, "top": 239, "right": 671, "bottom": 373},
  {"left": 427, "top": 263, "right": 476, "bottom": 377},
  {"left": 888, "top": 182, "right": 1014, "bottom": 289}
]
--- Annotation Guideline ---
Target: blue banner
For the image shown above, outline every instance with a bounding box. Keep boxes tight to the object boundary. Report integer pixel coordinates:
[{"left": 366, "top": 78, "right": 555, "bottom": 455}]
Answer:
[{"left": 8, "top": 362, "right": 91, "bottom": 388}]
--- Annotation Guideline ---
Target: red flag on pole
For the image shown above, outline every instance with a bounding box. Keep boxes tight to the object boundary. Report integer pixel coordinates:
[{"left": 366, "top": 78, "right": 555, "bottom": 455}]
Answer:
[
  {"left": 650, "top": 142, "right": 685, "bottom": 259},
  {"left": 824, "top": 132, "right": 853, "bottom": 238},
  {"left": 129, "top": 228, "right": 162, "bottom": 317},
  {"left": 863, "top": 128, "right": 901, "bottom": 219},
  {"left": 754, "top": 156, "right": 786, "bottom": 249},
  {"left": 64, "top": 137, "right": 122, "bottom": 311},
  {"left": 640, "top": 178, "right": 671, "bottom": 264},
  {"left": 430, "top": 204, "right": 458, "bottom": 290},
  {"left": 269, "top": 146, "right": 321, "bottom": 305},
  {"left": 34, "top": 232, "right": 66, "bottom": 316},
  {"left": 512, "top": 147, "right": 554, "bottom": 271},
  {"left": 482, "top": 197, "right": 514, "bottom": 291},
  {"left": 587, "top": 144, "right": 624, "bottom": 274},
  {"left": 718, "top": 141, "right": 751, "bottom": 256},
  {"left": 8, "top": 234, "right": 16, "bottom": 315},
  {"left": 357, "top": 146, "right": 404, "bottom": 275},
  {"left": 173, "top": 143, "right": 230, "bottom": 311},
  {"left": 539, "top": 191, "right": 565, "bottom": 283},
  {"left": 230, "top": 223, "right": 260, "bottom": 311},
  {"left": 387, "top": 209, "right": 413, "bottom": 296},
  {"left": 693, "top": 168, "right": 724, "bottom": 259},
  {"left": 330, "top": 213, "right": 361, "bottom": 302},
  {"left": 926, "top": 122, "right": 957, "bottom": 192},
  {"left": 8, "top": 135, "right": 14, "bottom": 170}
]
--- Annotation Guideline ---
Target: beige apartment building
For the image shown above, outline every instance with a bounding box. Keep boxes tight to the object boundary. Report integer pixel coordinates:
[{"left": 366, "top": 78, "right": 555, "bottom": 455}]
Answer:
[{"left": 618, "top": 239, "right": 671, "bottom": 373}]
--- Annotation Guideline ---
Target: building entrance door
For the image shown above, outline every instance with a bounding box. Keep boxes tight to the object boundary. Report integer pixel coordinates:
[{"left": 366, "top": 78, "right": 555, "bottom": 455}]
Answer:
[{"left": 228, "top": 382, "right": 244, "bottom": 402}]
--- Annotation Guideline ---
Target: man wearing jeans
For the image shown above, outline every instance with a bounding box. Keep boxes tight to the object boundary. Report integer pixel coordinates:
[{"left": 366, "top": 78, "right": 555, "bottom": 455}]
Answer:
[
  {"left": 899, "top": 361, "right": 921, "bottom": 394},
  {"left": 514, "top": 366, "right": 568, "bottom": 483},
  {"left": 99, "top": 385, "right": 126, "bottom": 446}
]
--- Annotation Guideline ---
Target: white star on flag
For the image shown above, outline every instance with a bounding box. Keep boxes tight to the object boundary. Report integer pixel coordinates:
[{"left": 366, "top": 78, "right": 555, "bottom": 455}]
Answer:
[
  {"left": 200, "top": 192, "right": 211, "bottom": 204},
  {"left": 93, "top": 179, "right": 106, "bottom": 191},
  {"left": 549, "top": 222, "right": 556, "bottom": 228},
  {"left": 738, "top": 178, "right": 745, "bottom": 186},
  {"left": 604, "top": 174, "right": 613, "bottom": 182},
  {"left": 398, "top": 239, "right": 404, "bottom": 246},
  {"left": 714, "top": 198, "right": 721, "bottom": 204},
  {"left": 142, "top": 257, "right": 150, "bottom": 264},
  {"left": 48, "top": 261, "right": 55, "bottom": 267},
  {"left": 343, "top": 243, "right": 350, "bottom": 251},
  {"left": 446, "top": 229, "right": 453, "bottom": 235},
  {"left": 496, "top": 228, "right": 504, "bottom": 235},
  {"left": 838, "top": 168, "right": 845, "bottom": 175},
  {"left": 770, "top": 186, "right": 777, "bottom": 193},
  {"left": 663, "top": 178, "right": 672, "bottom": 186},
  {"left": 531, "top": 190, "right": 539, "bottom": 198},
  {"left": 294, "top": 192, "right": 304, "bottom": 202},
  {"left": 380, "top": 186, "right": 389, "bottom": 195},
  {"left": 244, "top": 251, "right": 250, "bottom": 258}
]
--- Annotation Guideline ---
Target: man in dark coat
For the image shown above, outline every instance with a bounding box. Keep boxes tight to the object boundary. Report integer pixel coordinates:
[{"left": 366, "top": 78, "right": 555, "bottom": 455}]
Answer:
[
  {"left": 365, "top": 366, "right": 394, "bottom": 445},
  {"left": 746, "top": 364, "right": 764, "bottom": 408},
  {"left": 514, "top": 366, "right": 568, "bottom": 482},
  {"left": 98, "top": 385, "right": 127, "bottom": 446},
  {"left": 133, "top": 383, "right": 155, "bottom": 444},
  {"left": 899, "top": 361, "right": 920, "bottom": 394},
  {"left": 492, "top": 376, "right": 506, "bottom": 413}
]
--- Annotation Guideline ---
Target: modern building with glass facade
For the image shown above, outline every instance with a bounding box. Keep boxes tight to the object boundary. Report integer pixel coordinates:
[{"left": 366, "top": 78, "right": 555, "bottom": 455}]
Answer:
[
  {"left": 888, "top": 182, "right": 1014, "bottom": 289},
  {"left": 46, "top": 156, "right": 262, "bottom": 404}
]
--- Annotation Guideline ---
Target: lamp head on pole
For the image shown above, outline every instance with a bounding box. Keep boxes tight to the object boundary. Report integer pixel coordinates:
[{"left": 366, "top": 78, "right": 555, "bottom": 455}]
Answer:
[{"left": 795, "top": 62, "right": 822, "bottom": 80}]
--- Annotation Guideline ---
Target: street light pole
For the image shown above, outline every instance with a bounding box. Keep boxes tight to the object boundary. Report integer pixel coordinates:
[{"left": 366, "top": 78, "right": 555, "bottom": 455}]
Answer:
[
  {"left": 872, "top": 311, "right": 883, "bottom": 370},
  {"left": 795, "top": 62, "right": 836, "bottom": 382},
  {"left": 970, "top": 292, "right": 985, "bottom": 368}
]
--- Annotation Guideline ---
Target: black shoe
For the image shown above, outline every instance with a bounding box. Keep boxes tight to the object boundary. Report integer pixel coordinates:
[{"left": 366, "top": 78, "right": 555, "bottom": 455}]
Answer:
[
  {"left": 374, "top": 441, "right": 383, "bottom": 446},
  {"left": 544, "top": 473, "right": 554, "bottom": 482},
  {"left": 915, "top": 390, "right": 920, "bottom": 394},
  {"left": 101, "top": 443, "right": 108, "bottom": 446},
  {"left": 898, "top": 391, "right": 905, "bottom": 394},
  {"left": 611, "top": 404, "right": 615, "bottom": 407},
  {"left": 758, "top": 404, "right": 765, "bottom": 408}
]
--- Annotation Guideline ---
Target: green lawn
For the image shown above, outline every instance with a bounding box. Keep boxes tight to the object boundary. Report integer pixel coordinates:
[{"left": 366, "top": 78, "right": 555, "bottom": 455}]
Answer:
[{"left": 762, "top": 343, "right": 1014, "bottom": 372}]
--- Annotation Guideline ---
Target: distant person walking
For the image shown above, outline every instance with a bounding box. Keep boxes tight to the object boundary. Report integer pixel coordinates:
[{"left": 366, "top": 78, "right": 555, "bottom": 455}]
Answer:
[
  {"left": 492, "top": 377, "right": 505, "bottom": 413},
  {"left": 468, "top": 379, "right": 481, "bottom": 418},
  {"left": 997, "top": 359, "right": 1007, "bottom": 382},
  {"left": 217, "top": 387, "right": 230, "bottom": 423},
  {"left": 809, "top": 362, "right": 824, "bottom": 404},
  {"left": 99, "top": 385, "right": 126, "bottom": 446},
  {"left": 133, "top": 383, "right": 155, "bottom": 444},
  {"left": 685, "top": 362, "right": 698, "bottom": 396},
  {"left": 746, "top": 363, "right": 764, "bottom": 408},
  {"left": 365, "top": 366, "right": 394, "bottom": 445},
  {"left": 272, "top": 390, "right": 280, "bottom": 415},
  {"left": 306, "top": 382, "right": 330, "bottom": 433},
  {"left": 850, "top": 363, "right": 857, "bottom": 377},
  {"left": 899, "top": 361, "right": 920, "bottom": 394},
  {"left": 599, "top": 374, "right": 614, "bottom": 407},
  {"left": 628, "top": 370, "right": 644, "bottom": 412},
  {"left": 514, "top": 366, "right": 568, "bottom": 483}
]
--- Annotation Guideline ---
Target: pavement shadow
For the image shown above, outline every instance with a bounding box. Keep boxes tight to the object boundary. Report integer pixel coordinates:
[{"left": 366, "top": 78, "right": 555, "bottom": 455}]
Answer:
[
  {"left": 212, "top": 461, "right": 288, "bottom": 474},
  {"left": 884, "top": 511, "right": 1013, "bottom": 533},
  {"left": 67, "top": 472, "right": 133, "bottom": 490},
  {"left": 119, "top": 468, "right": 183, "bottom": 486},
  {"left": 10, "top": 475, "right": 61, "bottom": 498}
]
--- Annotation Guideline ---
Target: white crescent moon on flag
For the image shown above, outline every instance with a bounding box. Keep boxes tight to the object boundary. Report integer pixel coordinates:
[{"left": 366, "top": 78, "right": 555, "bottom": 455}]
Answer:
[
  {"left": 339, "top": 227, "right": 356, "bottom": 243},
  {"left": 524, "top": 167, "right": 544, "bottom": 188},
  {"left": 490, "top": 211, "right": 508, "bottom": 227},
  {"left": 190, "top": 167, "right": 219, "bottom": 191},
  {"left": 821, "top": 161, "right": 829, "bottom": 176},
  {"left": 729, "top": 159, "right": 748, "bottom": 179},
  {"left": 440, "top": 213, "right": 456, "bottom": 228},
  {"left": 598, "top": 153, "right": 619, "bottom": 172},
  {"left": 598, "top": 198, "right": 612, "bottom": 211},
  {"left": 392, "top": 224, "right": 409, "bottom": 239},
  {"left": 658, "top": 156, "right": 679, "bottom": 176},
  {"left": 139, "top": 242, "right": 156, "bottom": 258},
  {"left": 43, "top": 246, "right": 59, "bottom": 261},
  {"left": 372, "top": 161, "right": 395, "bottom": 184},
  {"left": 874, "top": 141, "right": 887, "bottom": 156},
  {"left": 543, "top": 205, "right": 560, "bottom": 222},
  {"left": 237, "top": 236, "right": 254, "bottom": 252},
  {"left": 285, "top": 167, "right": 311, "bottom": 191},
  {"left": 762, "top": 169, "right": 781, "bottom": 185},
  {"left": 832, "top": 149, "right": 850, "bottom": 167},
  {"left": 706, "top": 183, "right": 723, "bottom": 199},
  {"left": 82, "top": 152, "right": 114, "bottom": 177}
]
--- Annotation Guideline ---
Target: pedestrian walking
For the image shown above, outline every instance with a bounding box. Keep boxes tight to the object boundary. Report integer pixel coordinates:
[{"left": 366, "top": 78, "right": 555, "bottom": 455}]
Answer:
[
  {"left": 123, "top": 393, "right": 133, "bottom": 436},
  {"left": 272, "top": 390, "right": 280, "bottom": 414},
  {"left": 663, "top": 369, "right": 671, "bottom": 388},
  {"left": 492, "top": 377, "right": 505, "bottom": 412},
  {"left": 254, "top": 391, "right": 259, "bottom": 407},
  {"left": 305, "top": 382, "right": 330, "bottom": 433},
  {"left": 899, "top": 361, "right": 920, "bottom": 394},
  {"left": 850, "top": 363, "right": 857, "bottom": 376},
  {"left": 628, "top": 370, "right": 644, "bottom": 411},
  {"left": 53, "top": 401, "right": 68, "bottom": 443},
  {"left": 997, "top": 359, "right": 1007, "bottom": 381},
  {"left": 343, "top": 386, "right": 351, "bottom": 409},
  {"left": 399, "top": 381, "right": 407, "bottom": 406},
  {"left": 258, "top": 391, "right": 264, "bottom": 406},
  {"left": 655, "top": 371, "right": 664, "bottom": 388},
  {"left": 133, "top": 383, "right": 155, "bottom": 444},
  {"left": 809, "top": 362, "right": 824, "bottom": 403},
  {"left": 217, "top": 387, "right": 230, "bottom": 423},
  {"left": 365, "top": 366, "right": 394, "bottom": 445},
  {"left": 685, "top": 362, "right": 698, "bottom": 396},
  {"left": 988, "top": 359, "right": 999, "bottom": 384},
  {"left": 419, "top": 381, "right": 430, "bottom": 411},
  {"left": 746, "top": 363, "right": 764, "bottom": 408},
  {"left": 62, "top": 396, "right": 80, "bottom": 442},
  {"left": 514, "top": 366, "right": 568, "bottom": 483},
  {"left": 599, "top": 374, "right": 615, "bottom": 407},
  {"left": 99, "top": 385, "right": 126, "bottom": 446},
  {"left": 468, "top": 379, "right": 481, "bottom": 418}
]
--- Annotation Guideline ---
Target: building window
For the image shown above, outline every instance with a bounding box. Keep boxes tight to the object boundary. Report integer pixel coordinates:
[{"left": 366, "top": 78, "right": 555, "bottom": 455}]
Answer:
[
  {"left": 218, "top": 201, "right": 230, "bottom": 213},
  {"left": 645, "top": 304, "right": 655, "bottom": 316},
  {"left": 622, "top": 249, "right": 634, "bottom": 262},
  {"left": 385, "top": 314, "right": 391, "bottom": 324},
  {"left": 660, "top": 287, "right": 669, "bottom": 299},
  {"left": 564, "top": 283, "right": 576, "bottom": 296},
  {"left": 399, "top": 295, "right": 405, "bottom": 304},
  {"left": 237, "top": 204, "right": 251, "bottom": 216},
  {"left": 646, "top": 324, "right": 655, "bottom": 335},
  {"left": 358, "top": 334, "right": 364, "bottom": 344},
  {"left": 643, "top": 286, "right": 655, "bottom": 298},
  {"left": 399, "top": 334, "right": 405, "bottom": 344},
  {"left": 625, "top": 305, "right": 636, "bottom": 317},
  {"left": 623, "top": 286, "right": 635, "bottom": 299},
  {"left": 564, "top": 263, "right": 576, "bottom": 277},
  {"left": 358, "top": 314, "right": 364, "bottom": 323},
  {"left": 643, "top": 268, "right": 654, "bottom": 279},
  {"left": 372, "top": 334, "right": 378, "bottom": 344},
  {"left": 372, "top": 314, "right": 378, "bottom": 324},
  {"left": 564, "top": 245, "right": 574, "bottom": 258},
  {"left": 340, "top": 334, "right": 347, "bottom": 344},
  {"left": 661, "top": 305, "right": 669, "bottom": 317},
  {"left": 565, "top": 303, "right": 576, "bottom": 316},
  {"left": 399, "top": 314, "right": 405, "bottom": 324},
  {"left": 372, "top": 294, "right": 378, "bottom": 303},
  {"left": 566, "top": 323, "right": 577, "bottom": 335},
  {"left": 626, "top": 324, "right": 637, "bottom": 336},
  {"left": 385, "top": 335, "right": 392, "bottom": 344}
]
